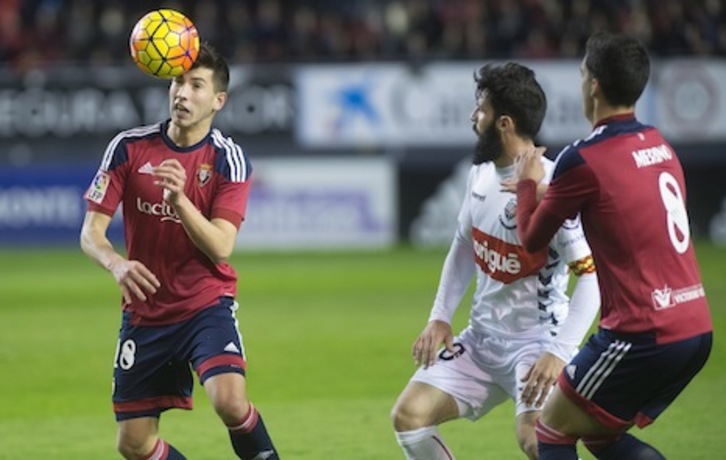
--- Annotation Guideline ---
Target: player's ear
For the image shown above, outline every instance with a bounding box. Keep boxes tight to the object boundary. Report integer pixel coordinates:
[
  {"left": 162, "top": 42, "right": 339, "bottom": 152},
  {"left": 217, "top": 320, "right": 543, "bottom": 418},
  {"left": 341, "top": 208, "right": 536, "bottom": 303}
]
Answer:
[
  {"left": 589, "top": 78, "right": 599, "bottom": 98},
  {"left": 498, "top": 115, "right": 514, "bottom": 133},
  {"left": 213, "top": 91, "right": 227, "bottom": 112}
]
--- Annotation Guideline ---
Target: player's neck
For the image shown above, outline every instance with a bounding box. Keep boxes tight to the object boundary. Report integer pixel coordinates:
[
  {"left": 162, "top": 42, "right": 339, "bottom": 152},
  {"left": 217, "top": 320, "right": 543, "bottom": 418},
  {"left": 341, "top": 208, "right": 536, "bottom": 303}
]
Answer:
[
  {"left": 167, "top": 122, "right": 210, "bottom": 148},
  {"left": 592, "top": 102, "right": 635, "bottom": 126},
  {"left": 495, "top": 138, "right": 535, "bottom": 168}
]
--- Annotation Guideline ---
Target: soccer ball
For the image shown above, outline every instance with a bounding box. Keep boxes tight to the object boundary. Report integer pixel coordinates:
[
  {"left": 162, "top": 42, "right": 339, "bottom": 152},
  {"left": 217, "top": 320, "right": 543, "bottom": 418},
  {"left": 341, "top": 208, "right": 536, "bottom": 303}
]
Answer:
[{"left": 129, "top": 9, "right": 200, "bottom": 79}]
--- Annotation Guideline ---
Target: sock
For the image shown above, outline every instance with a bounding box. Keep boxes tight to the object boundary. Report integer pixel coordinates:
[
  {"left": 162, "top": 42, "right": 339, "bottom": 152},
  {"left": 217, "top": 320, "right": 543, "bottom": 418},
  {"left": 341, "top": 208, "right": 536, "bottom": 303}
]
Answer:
[
  {"left": 141, "top": 439, "right": 186, "bottom": 460},
  {"left": 227, "top": 403, "right": 279, "bottom": 460},
  {"left": 394, "top": 426, "right": 454, "bottom": 460},
  {"left": 536, "top": 419, "right": 579, "bottom": 460},
  {"left": 585, "top": 433, "right": 666, "bottom": 460}
]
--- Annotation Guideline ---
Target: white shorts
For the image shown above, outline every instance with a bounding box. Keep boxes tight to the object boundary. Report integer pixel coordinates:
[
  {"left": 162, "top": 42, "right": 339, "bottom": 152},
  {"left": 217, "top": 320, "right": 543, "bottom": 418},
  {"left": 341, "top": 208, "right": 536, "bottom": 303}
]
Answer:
[{"left": 410, "top": 327, "right": 558, "bottom": 420}]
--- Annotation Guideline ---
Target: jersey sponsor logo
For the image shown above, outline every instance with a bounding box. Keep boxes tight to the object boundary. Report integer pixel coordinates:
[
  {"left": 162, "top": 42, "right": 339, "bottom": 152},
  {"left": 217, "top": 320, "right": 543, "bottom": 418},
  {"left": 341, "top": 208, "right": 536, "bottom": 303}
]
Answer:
[
  {"left": 438, "top": 342, "right": 465, "bottom": 361},
  {"left": 471, "top": 227, "right": 547, "bottom": 283},
  {"left": 198, "top": 163, "right": 212, "bottom": 187},
  {"left": 85, "top": 170, "right": 110, "bottom": 204},
  {"left": 651, "top": 284, "right": 706, "bottom": 310},
  {"left": 498, "top": 197, "right": 517, "bottom": 230},
  {"left": 136, "top": 197, "right": 181, "bottom": 223},
  {"left": 632, "top": 144, "right": 673, "bottom": 168}
]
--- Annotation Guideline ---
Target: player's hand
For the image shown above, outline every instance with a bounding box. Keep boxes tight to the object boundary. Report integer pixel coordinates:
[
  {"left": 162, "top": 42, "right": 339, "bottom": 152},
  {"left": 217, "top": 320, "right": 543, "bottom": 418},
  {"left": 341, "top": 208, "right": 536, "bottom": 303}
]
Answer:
[
  {"left": 153, "top": 159, "right": 187, "bottom": 204},
  {"left": 520, "top": 352, "right": 565, "bottom": 408},
  {"left": 500, "top": 177, "right": 518, "bottom": 194},
  {"left": 500, "top": 178, "right": 549, "bottom": 202},
  {"left": 514, "top": 146, "right": 547, "bottom": 183},
  {"left": 412, "top": 320, "right": 454, "bottom": 369},
  {"left": 109, "top": 259, "right": 161, "bottom": 305}
]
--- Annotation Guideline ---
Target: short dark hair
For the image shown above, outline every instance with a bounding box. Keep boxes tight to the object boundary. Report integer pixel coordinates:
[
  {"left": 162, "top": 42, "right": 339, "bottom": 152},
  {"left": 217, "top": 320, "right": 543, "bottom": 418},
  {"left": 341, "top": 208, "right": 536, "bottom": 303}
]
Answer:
[
  {"left": 191, "top": 42, "right": 230, "bottom": 92},
  {"left": 474, "top": 62, "right": 546, "bottom": 140},
  {"left": 585, "top": 32, "right": 650, "bottom": 107}
]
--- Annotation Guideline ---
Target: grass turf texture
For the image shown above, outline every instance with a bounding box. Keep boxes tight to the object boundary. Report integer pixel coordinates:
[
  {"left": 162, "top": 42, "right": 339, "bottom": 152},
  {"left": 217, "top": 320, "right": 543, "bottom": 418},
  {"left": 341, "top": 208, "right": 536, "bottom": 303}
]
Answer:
[{"left": 0, "top": 242, "right": 724, "bottom": 459}]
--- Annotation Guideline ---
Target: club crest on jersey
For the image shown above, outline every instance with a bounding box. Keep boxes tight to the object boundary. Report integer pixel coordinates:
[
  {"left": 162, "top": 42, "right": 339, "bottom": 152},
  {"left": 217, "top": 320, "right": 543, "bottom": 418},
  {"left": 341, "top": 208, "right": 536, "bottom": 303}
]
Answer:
[
  {"left": 498, "top": 198, "right": 517, "bottom": 230},
  {"left": 197, "top": 163, "right": 212, "bottom": 187}
]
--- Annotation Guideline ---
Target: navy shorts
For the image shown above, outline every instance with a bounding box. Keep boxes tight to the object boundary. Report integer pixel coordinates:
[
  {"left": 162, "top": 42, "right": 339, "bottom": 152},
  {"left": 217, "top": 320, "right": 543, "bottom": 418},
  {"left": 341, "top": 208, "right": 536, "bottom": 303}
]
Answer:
[
  {"left": 112, "top": 297, "right": 247, "bottom": 421},
  {"left": 559, "top": 328, "right": 712, "bottom": 430}
]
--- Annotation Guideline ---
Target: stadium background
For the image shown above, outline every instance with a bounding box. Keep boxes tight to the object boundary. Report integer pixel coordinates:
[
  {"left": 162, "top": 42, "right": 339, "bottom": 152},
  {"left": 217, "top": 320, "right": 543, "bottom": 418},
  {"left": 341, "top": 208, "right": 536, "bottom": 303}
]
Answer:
[{"left": 1, "top": 1, "right": 725, "bottom": 458}]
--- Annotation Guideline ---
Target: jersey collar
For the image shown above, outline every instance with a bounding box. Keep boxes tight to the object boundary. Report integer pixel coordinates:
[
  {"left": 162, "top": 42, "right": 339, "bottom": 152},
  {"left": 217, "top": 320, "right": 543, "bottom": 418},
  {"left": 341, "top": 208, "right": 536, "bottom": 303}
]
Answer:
[
  {"left": 160, "top": 119, "right": 211, "bottom": 153},
  {"left": 594, "top": 112, "right": 636, "bottom": 129}
]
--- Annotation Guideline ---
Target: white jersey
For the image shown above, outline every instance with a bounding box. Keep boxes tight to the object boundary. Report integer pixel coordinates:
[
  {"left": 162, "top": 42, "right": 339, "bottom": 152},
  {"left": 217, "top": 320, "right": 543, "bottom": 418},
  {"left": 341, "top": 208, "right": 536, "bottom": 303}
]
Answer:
[{"left": 429, "top": 159, "right": 591, "bottom": 341}]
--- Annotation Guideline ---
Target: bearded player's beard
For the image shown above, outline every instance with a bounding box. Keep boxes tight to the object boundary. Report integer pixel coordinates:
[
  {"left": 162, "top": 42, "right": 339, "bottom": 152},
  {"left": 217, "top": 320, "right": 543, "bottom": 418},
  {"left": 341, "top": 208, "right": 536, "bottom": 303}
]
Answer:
[{"left": 472, "top": 121, "right": 505, "bottom": 165}]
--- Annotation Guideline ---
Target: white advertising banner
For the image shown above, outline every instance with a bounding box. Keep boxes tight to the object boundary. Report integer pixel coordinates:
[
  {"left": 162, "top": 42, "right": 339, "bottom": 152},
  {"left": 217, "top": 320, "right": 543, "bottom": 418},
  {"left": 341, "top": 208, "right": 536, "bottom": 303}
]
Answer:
[
  {"left": 235, "top": 157, "right": 397, "bottom": 250},
  {"left": 296, "top": 60, "right": 726, "bottom": 147},
  {"left": 296, "top": 62, "right": 592, "bottom": 147},
  {"left": 649, "top": 60, "right": 726, "bottom": 142},
  {"left": 297, "top": 63, "right": 475, "bottom": 147}
]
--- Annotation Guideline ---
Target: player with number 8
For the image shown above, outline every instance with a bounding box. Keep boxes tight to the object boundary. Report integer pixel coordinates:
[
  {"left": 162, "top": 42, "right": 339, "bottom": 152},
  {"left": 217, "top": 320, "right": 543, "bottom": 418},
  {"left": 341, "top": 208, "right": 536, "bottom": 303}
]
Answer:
[{"left": 513, "top": 32, "right": 713, "bottom": 460}]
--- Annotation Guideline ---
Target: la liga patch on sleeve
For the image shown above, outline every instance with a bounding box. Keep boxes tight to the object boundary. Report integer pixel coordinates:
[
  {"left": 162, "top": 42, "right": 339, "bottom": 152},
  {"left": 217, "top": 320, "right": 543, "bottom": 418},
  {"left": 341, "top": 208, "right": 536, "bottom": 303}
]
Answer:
[{"left": 86, "top": 170, "right": 111, "bottom": 204}]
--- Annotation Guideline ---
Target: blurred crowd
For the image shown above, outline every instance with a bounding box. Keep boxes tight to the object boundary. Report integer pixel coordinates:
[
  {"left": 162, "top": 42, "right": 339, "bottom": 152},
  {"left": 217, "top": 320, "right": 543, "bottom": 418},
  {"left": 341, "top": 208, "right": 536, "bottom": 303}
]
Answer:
[{"left": 1, "top": 0, "right": 724, "bottom": 71}]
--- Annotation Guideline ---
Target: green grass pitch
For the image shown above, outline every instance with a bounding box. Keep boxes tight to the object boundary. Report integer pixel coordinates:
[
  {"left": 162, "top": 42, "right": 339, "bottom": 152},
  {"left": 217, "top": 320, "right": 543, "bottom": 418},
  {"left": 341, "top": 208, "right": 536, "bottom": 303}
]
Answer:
[{"left": 1, "top": 242, "right": 724, "bottom": 459}]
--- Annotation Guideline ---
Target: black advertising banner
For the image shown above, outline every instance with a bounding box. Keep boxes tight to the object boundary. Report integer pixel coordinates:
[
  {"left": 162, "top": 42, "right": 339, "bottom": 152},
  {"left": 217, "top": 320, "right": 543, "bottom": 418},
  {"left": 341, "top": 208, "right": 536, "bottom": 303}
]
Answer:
[{"left": 0, "top": 64, "right": 295, "bottom": 166}]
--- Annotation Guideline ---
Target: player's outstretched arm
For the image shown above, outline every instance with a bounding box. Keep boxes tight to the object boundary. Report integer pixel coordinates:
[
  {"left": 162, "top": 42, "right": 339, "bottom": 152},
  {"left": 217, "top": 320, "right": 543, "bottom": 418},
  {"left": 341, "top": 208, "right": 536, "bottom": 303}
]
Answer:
[
  {"left": 419, "top": 228, "right": 475, "bottom": 369},
  {"left": 152, "top": 159, "right": 237, "bottom": 263},
  {"left": 80, "top": 211, "right": 160, "bottom": 305}
]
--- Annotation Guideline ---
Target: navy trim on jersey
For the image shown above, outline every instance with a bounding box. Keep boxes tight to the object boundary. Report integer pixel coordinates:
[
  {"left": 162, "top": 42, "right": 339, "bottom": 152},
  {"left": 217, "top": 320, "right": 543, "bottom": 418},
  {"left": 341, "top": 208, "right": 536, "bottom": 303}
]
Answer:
[
  {"left": 552, "top": 116, "right": 653, "bottom": 181},
  {"left": 100, "top": 121, "right": 251, "bottom": 183},
  {"left": 211, "top": 129, "right": 251, "bottom": 182},
  {"left": 552, "top": 147, "right": 586, "bottom": 180},
  {"left": 100, "top": 124, "right": 160, "bottom": 171},
  {"left": 159, "top": 119, "right": 213, "bottom": 153}
]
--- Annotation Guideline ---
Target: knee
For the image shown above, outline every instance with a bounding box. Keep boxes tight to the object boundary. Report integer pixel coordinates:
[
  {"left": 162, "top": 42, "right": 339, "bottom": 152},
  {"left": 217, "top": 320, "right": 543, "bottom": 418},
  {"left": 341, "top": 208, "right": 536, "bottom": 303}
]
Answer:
[
  {"left": 390, "top": 400, "right": 427, "bottom": 432},
  {"left": 204, "top": 374, "right": 250, "bottom": 424},
  {"left": 212, "top": 394, "right": 250, "bottom": 424},
  {"left": 117, "top": 433, "right": 156, "bottom": 460},
  {"left": 516, "top": 419, "right": 539, "bottom": 460},
  {"left": 517, "top": 435, "right": 538, "bottom": 460}
]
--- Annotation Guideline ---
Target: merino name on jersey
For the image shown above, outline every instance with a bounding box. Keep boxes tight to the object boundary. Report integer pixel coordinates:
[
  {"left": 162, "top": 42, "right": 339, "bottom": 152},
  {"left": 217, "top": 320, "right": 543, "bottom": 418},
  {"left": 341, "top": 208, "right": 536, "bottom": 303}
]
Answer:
[{"left": 632, "top": 143, "right": 673, "bottom": 168}]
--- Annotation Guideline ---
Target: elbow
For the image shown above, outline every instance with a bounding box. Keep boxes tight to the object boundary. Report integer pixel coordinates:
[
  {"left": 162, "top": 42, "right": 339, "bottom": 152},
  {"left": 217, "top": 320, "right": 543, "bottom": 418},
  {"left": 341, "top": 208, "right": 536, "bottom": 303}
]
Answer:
[
  {"left": 79, "top": 226, "right": 93, "bottom": 256},
  {"left": 207, "top": 244, "right": 234, "bottom": 265},
  {"left": 523, "top": 240, "right": 541, "bottom": 253},
  {"left": 519, "top": 233, "right": 543, "bottom": 253},
  {"left": 210, "top": 254, "right": 229, "bottom": 264}
]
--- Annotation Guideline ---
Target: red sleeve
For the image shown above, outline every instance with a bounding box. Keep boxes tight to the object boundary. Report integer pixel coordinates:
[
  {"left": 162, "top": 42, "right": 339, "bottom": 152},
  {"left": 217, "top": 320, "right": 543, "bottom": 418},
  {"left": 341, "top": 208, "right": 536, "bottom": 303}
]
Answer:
[
  {"left": 516, "top": 179, "right": 563, "bottom": 252},
  {"left": 517, "top": 163, "right": 599, "bottom": 252},
  {"left": 211, "top": 177, "right": 252, "bottom": 228},
  {"left": 84, "top": 165, "right": 127, "bottom": 216}
]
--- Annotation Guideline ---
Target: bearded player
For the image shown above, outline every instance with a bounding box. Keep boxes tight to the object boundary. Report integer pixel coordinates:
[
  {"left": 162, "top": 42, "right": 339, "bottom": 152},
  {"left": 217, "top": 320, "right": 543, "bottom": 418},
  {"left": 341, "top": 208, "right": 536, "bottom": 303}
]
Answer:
[{"left": 390, "top": 62, "right": 601, "bottom": 459}]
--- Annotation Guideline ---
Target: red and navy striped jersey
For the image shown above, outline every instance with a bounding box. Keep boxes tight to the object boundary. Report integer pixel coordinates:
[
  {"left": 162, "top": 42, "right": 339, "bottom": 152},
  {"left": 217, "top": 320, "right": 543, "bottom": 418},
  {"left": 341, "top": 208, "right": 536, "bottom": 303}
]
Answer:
[
  {"left": 518, "top": 114, "right": 711, "bottom": 344},
  {"left": 84, "top": 120, "right": 252, "bottom": 326}
]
